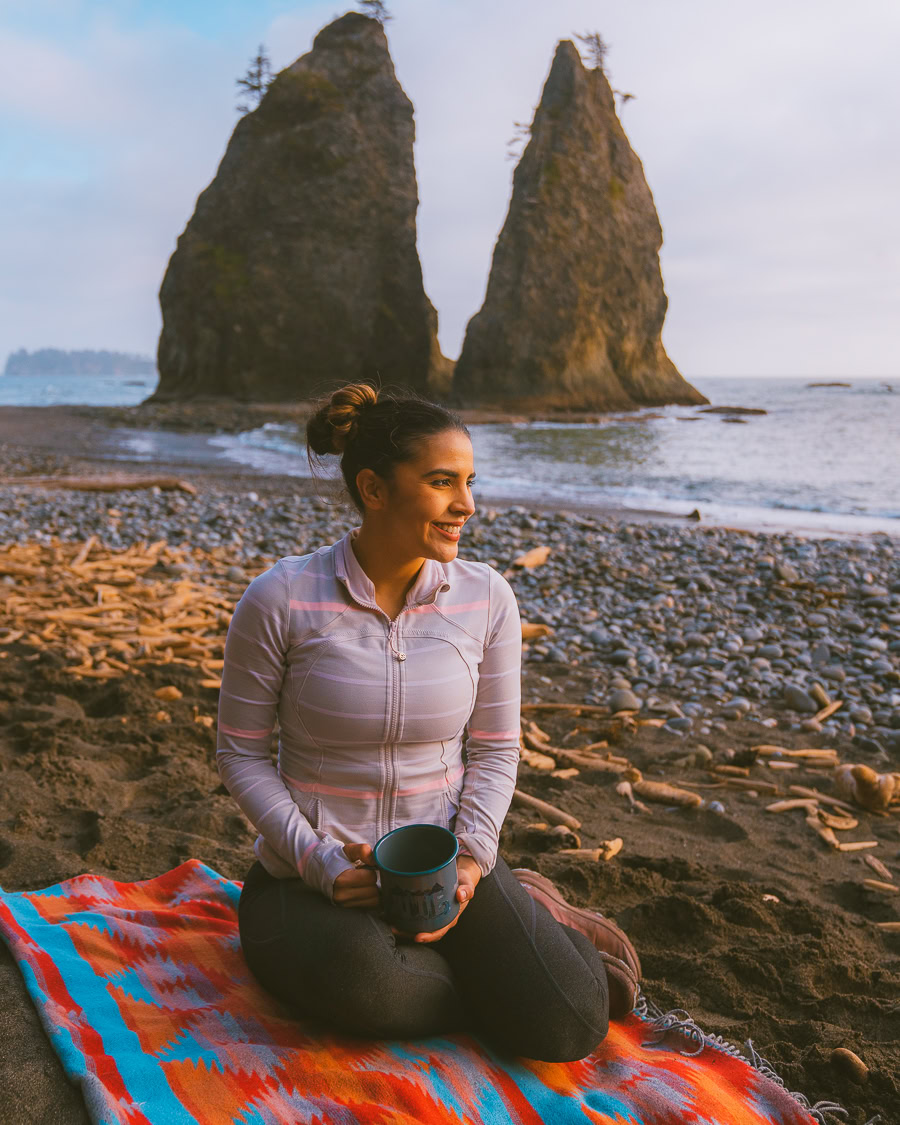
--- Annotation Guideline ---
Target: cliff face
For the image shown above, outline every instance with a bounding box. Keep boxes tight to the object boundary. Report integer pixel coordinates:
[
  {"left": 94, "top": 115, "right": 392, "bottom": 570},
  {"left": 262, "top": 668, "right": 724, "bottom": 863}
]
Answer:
[
  {"left": 453, "top": 41, "right": 707, "bottom": 413},
  {"left": 153, "top": 13, "right": 446, "bottom": 402}
]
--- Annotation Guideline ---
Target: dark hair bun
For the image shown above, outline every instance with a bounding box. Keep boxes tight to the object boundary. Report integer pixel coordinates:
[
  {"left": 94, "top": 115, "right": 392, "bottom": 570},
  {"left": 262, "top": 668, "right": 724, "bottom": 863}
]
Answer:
[{"left": 306, "top": 382, "right": 378, "bottom": 456}]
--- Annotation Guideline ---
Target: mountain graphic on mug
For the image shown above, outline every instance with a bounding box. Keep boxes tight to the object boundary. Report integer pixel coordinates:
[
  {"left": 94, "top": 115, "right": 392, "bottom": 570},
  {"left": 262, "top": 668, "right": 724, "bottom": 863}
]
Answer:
[{"left": 389, "top": 882, "right": 450, "bottom": 920}]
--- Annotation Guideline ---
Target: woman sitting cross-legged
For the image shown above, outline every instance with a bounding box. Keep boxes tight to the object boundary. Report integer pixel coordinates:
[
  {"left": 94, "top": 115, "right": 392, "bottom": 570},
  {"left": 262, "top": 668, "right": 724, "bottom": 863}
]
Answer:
[{"left": 217, "top": 382, "right": 641, "bottom": 1062}]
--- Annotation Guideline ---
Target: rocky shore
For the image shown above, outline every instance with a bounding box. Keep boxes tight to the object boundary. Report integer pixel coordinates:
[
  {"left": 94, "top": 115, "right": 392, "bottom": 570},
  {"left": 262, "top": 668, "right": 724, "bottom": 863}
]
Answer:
[
  {"left": 0, "top": 435, "right": 898, "bottom": 1124},
  {"left": 3, "top": 477, "right": 898, "bottom": 751}
]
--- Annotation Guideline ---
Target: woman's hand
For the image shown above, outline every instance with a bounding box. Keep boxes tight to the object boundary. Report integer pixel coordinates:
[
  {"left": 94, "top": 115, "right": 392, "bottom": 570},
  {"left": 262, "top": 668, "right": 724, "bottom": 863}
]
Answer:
[
  {"left": 333, "top": 842, "right": 379, "bottom": 909},
  {"left": 403, "top": 856, "right": 482, "bottom": 944}
]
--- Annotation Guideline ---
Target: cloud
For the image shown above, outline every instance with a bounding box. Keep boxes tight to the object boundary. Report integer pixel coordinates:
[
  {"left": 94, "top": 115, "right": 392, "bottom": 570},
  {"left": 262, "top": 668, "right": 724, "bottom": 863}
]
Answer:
[{"left": 1, "top": 0, "right": 898, "bottom": 377}]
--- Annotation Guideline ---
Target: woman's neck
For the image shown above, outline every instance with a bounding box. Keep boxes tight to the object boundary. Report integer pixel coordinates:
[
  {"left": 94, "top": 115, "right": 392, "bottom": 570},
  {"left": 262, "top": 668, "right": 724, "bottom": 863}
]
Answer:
[{"left": 351, "top": 524, "right": 424, "bottom": 618}]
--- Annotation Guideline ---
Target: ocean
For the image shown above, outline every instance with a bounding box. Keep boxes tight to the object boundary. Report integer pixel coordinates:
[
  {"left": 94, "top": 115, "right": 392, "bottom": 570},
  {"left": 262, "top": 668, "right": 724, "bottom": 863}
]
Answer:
[{"left": 1, "top": 372, "right": 898, "bottom": 536}]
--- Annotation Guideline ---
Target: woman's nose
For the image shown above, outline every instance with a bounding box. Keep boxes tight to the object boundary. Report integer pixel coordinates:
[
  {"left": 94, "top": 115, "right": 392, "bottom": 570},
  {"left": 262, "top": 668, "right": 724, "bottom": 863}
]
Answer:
[{"left": 453, "top": 488, "right": 476, "bottom": 517}]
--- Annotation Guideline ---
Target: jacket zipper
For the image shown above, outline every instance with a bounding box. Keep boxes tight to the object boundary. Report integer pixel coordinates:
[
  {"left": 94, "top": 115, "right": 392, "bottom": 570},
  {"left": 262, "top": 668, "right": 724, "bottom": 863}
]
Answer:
[
  {"left": 335, "top": 568, "right": 446, "bottom": 837},
  {"left": 384, "top": 614, "right": 406, "bottom": 832}
]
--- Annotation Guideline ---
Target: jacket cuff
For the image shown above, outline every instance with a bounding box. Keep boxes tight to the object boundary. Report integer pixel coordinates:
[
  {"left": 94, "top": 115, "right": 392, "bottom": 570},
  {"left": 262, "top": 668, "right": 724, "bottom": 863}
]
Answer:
[
  {"left": 455, "top": 833, "right": 496, "bottom": 879},
  {"left": 303, "top": 838, "right": 357, "bottom": 902}
]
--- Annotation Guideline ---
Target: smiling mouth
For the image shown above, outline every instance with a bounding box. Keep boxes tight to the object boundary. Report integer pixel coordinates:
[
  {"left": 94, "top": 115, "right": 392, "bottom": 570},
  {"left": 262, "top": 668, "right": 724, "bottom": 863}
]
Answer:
[{"left": 433, "top": 521, "right": 463, "bottom": 540}]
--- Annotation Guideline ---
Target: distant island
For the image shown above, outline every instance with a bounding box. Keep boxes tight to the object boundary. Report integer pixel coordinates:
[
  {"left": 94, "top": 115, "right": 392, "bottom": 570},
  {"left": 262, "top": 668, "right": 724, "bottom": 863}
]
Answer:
[{"left": 4, "top": 348, "right": 156, "bottom": 377}]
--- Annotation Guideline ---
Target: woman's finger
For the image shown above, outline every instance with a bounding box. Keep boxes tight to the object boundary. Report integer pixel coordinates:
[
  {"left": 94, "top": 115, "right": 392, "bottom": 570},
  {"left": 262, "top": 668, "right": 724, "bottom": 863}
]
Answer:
[
  {"left": 334, "top": 867, "right": 377, "bottom": 890},
  {"left": 411, "top": 896, "right": 470, "bottom": 943}
]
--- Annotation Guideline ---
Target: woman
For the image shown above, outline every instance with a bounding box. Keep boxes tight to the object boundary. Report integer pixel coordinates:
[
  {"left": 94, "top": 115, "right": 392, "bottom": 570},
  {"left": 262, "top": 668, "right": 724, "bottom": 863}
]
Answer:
[{"left": 217, "top": 382, "right": 640, "bottom": 1061}]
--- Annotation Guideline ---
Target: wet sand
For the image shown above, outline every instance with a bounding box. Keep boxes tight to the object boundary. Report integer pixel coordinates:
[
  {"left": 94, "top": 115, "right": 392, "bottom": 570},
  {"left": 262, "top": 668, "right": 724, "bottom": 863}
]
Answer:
[{"left": 2, "top": 403, "right": 894, "bottom": 542}]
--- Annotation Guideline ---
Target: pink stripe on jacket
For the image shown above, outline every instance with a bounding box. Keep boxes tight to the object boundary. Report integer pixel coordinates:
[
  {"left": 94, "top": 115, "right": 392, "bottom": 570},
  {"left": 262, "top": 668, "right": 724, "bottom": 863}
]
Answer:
[{"left": 216, "top": 528, "right": 521, "bottom": 902}]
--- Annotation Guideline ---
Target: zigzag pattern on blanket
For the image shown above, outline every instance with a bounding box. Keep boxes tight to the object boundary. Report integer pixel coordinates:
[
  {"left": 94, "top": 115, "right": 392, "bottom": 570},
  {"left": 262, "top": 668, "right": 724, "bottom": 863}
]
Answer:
[{"left": 0, "top": 859, "right": 817, "bottom": 1125}]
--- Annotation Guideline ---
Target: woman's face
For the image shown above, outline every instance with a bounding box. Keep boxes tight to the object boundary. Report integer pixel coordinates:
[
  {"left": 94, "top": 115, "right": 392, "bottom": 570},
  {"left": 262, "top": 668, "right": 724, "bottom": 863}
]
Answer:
[{"left": 364, "top": 428, "right": 476, "bottom": 563}]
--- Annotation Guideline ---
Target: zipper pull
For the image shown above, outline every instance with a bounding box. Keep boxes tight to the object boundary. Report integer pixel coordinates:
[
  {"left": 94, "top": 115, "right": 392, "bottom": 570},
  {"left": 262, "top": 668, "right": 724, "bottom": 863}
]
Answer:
[{"left": 388, "top": 619, "right": 406, "bottom": 660}]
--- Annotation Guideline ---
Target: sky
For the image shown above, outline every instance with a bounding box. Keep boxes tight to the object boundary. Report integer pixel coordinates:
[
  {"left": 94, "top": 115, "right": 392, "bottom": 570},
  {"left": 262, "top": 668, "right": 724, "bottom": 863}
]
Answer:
[{"left": 1, "top": 0, "right": 898, "bottom": 379}]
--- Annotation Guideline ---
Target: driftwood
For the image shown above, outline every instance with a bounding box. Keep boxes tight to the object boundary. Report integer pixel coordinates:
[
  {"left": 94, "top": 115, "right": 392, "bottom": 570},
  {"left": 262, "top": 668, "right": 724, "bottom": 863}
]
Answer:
[
  {"left": 788, "top": 785, "right": 856, "bottom": 813},
  {"left": 837, "top": 841, "right": 879, "bottom": 852},
  {"left": 806, "top": 814, "right": 839, "bottom": 849},
  {"left": 753, "top": 745, "right": 838, "bottom": 759},
  {"left": 623, "top": 768, "right": 703, "bottom": 808},
  {"left": 834, "top": 764, "right": 898, "bottom": 813},
  {"left": 720, "top": 776, "right": 779, "bottom": 794},
  {"left": 862, "top": 879, "right": 899, "bottom": 895},
  {"left": 511, "top": 789, "right": 581, "bottom": 830},
  {"left": 710, "top": 764, "right": 750, "bottom": 778},
  {"left": 520, "top": 747, "right": 557, "bottom": 771},
  {"left": 521, "top": 703, "right": 611, "bottom": 716},
  {"left": 0, "top": 474, "right": 197, "bottom": 495},
  {"left": 521, "top": 621, "right": 554, "bottom": 641},
  {"left": 0, "top": 539, "right": 241, "bottom": 684},
  {"left": 814, "top": 700, "right": 843, "bottom": 722},
  {"left": 875, "top": 921, "right": 900, "bottom": 931},
  {"left": 864, "top": 854, "right": 893, "bottom": 881},
  {"left": 817, "top": 810, "right": 859, "bottom": 831},
  {"left": 615, "top": 780, "right": 650, "bottom": 814},
  {"left": 561, "top": 751, "right": 628, "bottom": 773},
  {"left": 512, "top": 545, "right": 551, "bottom": 569},
  {"left": 559, "top": 838, "right": 623, "bottom": 862},
  {"left": 766, "top": 798, "right": 819, "bottom": 813}
]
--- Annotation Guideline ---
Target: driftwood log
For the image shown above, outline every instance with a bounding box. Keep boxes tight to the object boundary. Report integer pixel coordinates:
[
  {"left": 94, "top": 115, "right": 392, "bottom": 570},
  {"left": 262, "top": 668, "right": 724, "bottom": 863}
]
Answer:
[
  {"left": 0, "top": 474, "right": 197, "bottom": 495},
  {"left": 511, "top": 789, "right": 581, "bottom": 830}
]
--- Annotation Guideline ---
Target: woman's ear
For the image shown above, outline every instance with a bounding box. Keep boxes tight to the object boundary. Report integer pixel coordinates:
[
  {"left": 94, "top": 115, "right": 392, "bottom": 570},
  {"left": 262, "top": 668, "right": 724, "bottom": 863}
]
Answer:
[{"left": 356, "top": 468, "right": 387, "bottom": 511}]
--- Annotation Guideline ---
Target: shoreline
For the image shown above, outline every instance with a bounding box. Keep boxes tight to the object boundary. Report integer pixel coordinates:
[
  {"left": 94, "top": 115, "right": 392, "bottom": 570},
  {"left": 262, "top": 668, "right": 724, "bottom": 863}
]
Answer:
[{"left": 0, "top": 404, "right": 896, "bottom": 543}]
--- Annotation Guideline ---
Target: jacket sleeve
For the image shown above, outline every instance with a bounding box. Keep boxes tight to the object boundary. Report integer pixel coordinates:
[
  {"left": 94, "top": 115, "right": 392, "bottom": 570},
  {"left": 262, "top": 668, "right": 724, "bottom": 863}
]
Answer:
[
  {"left": 215, "top": 561, "right": 355, "bottom": 901},
  {"left": 454, "top": 566, "right": 522, "bottom": 876}
]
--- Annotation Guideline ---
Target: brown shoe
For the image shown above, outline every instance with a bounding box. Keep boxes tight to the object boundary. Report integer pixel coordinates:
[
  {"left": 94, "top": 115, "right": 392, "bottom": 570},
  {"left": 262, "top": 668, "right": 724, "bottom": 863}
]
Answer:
[{"left": 512, "top": 868, "right": 641, "bottom": 1020}]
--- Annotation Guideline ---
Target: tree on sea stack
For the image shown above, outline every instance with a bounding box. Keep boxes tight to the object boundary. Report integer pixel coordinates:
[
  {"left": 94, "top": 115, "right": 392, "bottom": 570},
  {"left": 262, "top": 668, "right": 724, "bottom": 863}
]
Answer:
[
  {"left": 236, "top": 44, "right": 274, "bottom": 114},
  {"left": 153, "top": 13, "right": 448, "bottom": 403},
  {"left": 357, "top": 0, "right": 392, "bottom": 24},
  {"left": 452, "top": 38, "right": 708, "bottom": 413},
  {"left": 574, "top": 31, "right": 610, "bottom": 72}
]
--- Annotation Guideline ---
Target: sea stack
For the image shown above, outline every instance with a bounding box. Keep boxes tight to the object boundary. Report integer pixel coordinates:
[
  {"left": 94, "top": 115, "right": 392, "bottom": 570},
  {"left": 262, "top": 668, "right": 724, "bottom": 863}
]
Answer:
[
  {"left": 453, "top": 40, "right": 707, "bottom": 413},
  {"left": 153, "top": 13, "right": 447, "bottom": 402}
]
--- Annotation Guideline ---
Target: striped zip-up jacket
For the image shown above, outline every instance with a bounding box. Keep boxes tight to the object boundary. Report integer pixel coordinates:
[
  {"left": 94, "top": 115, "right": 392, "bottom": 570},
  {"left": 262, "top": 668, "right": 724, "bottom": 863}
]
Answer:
[{"left": 216, "top": 527, "right": 522, "bottom": 902}]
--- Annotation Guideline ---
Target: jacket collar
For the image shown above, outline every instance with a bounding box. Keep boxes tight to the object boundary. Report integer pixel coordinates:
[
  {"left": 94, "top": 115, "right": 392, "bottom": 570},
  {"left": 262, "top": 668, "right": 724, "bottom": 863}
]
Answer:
[{"left": 333, "top": 528, "right": 451, "bottom": 611}]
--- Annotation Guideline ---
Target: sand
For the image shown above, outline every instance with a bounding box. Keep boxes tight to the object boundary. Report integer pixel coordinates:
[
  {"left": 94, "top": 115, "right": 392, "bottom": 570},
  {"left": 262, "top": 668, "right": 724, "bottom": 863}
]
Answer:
[{"left": 0, "top": 404, "right": 898, "bottom": 1125}]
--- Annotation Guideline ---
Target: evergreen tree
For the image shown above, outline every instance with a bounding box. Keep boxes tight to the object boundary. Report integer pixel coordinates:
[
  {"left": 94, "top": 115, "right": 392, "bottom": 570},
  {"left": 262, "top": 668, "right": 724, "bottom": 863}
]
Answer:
[
  {"left": 236, "top": 44, "right": 273, "bottom": 114},
  {"left": 357, "top": 0, "right": 392, "bottom": 24},
  {"left": 575, "top": 31, "right": 610, "bottom": 72}
]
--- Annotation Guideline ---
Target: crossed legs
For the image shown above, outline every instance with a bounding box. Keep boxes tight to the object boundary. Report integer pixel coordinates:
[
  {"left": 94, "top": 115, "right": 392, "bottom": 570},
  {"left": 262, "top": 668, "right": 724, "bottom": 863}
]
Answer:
[{"left": 239, "top": 856, "right": 609, "bottom": 1061}]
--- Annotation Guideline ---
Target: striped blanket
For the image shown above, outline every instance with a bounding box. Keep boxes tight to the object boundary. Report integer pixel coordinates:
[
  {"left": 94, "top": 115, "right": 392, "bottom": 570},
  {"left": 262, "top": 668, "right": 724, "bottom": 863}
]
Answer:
[{"left": 0, "top": 859, "right": 826, "bottom": 1124}]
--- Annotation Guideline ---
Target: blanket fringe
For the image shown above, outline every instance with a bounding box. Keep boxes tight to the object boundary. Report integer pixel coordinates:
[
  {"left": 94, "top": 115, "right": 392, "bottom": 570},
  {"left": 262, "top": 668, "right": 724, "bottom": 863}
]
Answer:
[{"left": 634, "top": 991, "right": 861, "bottom": 1125}]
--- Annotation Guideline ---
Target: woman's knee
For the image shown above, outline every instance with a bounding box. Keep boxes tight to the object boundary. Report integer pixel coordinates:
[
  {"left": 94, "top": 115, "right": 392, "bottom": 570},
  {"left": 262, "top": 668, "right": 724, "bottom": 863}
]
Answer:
[
  {"left": 324, "top": 930, "right": 462, "bottom": 1038},
  {"left": 479, "top": 976, "right": 610, "bottom": 1062},
  {"left": 499, "top": 1009, "right": 609, "bottom": 1063}
]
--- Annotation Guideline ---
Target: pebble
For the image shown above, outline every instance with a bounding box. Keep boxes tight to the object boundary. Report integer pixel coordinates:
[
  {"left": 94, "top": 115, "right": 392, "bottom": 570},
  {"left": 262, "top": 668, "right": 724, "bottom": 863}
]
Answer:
[
  {"left": 1, "top": 483, "right": 897, "bottom": 747},
  {"left": 783, "top": 684, "right": 819, "bottom": 714},
  {"left": 609, "top": 689, "right": 642, "bottom": 712},
  {"left": 830, "top": 1047, "right": 868, "bottom": 1084}
]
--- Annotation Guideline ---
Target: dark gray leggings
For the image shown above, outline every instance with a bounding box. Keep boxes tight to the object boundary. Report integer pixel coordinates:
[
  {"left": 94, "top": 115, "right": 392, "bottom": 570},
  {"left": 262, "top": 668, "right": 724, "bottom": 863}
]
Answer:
[{"left": 238, "top": 856, "right": 609, "bottom": 1061}]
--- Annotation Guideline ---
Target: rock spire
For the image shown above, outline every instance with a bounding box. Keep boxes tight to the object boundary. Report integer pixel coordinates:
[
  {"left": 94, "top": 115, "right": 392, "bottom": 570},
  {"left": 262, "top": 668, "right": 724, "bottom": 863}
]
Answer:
[
  {"left": 153, "top": 12, "right": 447, "bottom": 402},
  {"left": 453, "top": 40, "right": 707, "bottom": 413}
]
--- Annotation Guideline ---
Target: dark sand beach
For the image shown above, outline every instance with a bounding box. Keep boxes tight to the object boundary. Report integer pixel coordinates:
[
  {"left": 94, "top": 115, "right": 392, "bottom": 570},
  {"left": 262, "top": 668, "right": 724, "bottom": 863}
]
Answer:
[{"left": 1, "top": 404, "right": 898, "bottom": 1125}]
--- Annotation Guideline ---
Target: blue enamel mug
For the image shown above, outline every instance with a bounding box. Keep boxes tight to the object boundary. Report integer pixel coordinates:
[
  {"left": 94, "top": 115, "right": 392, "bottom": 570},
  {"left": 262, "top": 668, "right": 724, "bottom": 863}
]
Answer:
[{"left": 373, "top": 823, "right": 460, "bottom": 934}]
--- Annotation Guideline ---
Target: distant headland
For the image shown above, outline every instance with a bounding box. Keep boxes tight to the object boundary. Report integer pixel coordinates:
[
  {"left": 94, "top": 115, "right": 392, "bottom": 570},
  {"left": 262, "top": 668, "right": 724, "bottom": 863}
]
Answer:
[{"left": 4, "top": 348, "right": 156, "bottom": 377}]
